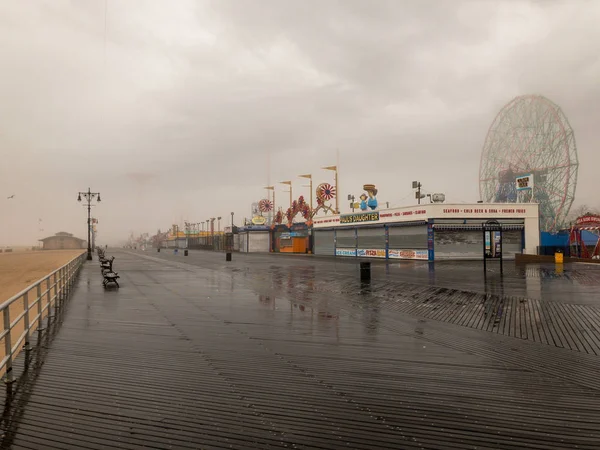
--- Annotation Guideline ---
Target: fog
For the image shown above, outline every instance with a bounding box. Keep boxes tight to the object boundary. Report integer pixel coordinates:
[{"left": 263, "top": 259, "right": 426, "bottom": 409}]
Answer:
[{"left": 1, "top": 0, "right": 599, "bottom": 246}]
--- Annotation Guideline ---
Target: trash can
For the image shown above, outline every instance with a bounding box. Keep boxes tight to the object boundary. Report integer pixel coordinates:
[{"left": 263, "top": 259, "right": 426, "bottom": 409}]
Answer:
[
  {"left": 184, "top": 249, "right": 188, "bottom": 256},
  {"left": 360, "top": 262, "right": 371, "bottom": 281},
  {"left": 226, "top": 252, "right": 232, "bottom": 261},
  {"left": 555, "top": 250, "right": 564, "bottom": 264}
]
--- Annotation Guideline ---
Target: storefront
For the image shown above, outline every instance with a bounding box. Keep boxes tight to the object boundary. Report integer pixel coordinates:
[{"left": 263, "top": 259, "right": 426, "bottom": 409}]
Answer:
[
  {"left": 271, "top": 223, "right": 311, "bottom": 253},
  {"left": 312, "top": 203, "right": 539, "bottom": 260},
  {"left": 238, "top": 225, "right": 270, "bottom": 253}
]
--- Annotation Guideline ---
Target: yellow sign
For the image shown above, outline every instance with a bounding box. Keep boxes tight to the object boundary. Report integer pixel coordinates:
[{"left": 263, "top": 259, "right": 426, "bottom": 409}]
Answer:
[
  {"left": 252, "top": 216, "right": 266, "bottom": 225},
  {"left": 340, "top": 212, "right": 380, "bottom": 224}
]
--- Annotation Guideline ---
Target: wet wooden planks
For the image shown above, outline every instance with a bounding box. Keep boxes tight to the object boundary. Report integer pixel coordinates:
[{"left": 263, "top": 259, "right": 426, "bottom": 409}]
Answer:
[
  {"left": 1, "top": 252, "right": 600, "bottom": 450},
  {"left": 312, "top": 278, "right": 600, "bottom": 355}
]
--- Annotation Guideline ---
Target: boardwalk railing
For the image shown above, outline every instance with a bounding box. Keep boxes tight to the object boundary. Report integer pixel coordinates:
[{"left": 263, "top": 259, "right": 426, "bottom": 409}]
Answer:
[{"left": 0, "top": 252, "right": 86, "bottom": 382}]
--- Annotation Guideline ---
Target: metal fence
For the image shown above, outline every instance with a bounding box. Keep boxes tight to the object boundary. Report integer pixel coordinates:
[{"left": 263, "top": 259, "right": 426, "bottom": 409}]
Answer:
[
  {"left": 188, "top": 234, "right": 233, "bottom": 251},
  {"left": 0, "top": 252, "right": 86, "bottom": 382}
]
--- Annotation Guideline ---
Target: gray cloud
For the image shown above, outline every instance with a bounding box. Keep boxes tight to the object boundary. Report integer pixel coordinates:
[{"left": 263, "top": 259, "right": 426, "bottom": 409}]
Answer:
[{"left": 0, "top": 0, "right": 598, "bottom": 245}]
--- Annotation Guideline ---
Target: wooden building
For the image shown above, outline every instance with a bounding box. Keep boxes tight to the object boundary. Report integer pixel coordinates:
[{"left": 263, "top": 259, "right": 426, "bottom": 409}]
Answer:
[{"left": 40, "top": 232, "right": 86, "bottom": 250}]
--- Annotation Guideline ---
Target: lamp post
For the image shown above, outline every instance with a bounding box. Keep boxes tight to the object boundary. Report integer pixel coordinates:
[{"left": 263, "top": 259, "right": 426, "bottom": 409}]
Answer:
[
  {"left": 77, "top": 188, "right": 101, "bottom": 261},
  {"left": 322, "top": 166, "right": 339, "bottom": 213},
  {"left": 264, "top": 186, "right": 275, "bottom": 224},
  {"left": 231, "top": 212, "right": 234, "bottom": 229},
  {"left": 299, "top": 174, "right": 313, "bottom": 210},
  {"left": 280, "top": 181, "right": 293, "bottom": 208},
  {"left": 184, "top": 221, "right": 190, "bottom": 248}
]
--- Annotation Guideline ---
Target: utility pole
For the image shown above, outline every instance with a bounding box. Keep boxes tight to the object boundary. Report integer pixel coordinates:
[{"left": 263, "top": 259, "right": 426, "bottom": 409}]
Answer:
[
  {"left": 77, "top": 188, "right": 101, "bottom": 261},
  {"left": 412, "top": 181, "right": 423, "bottom": 205}
]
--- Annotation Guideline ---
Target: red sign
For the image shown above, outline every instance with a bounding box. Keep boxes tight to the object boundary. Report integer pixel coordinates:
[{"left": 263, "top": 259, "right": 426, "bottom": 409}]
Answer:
[{"left": 576, "top": 215, "right": 600, "bottom": 226}]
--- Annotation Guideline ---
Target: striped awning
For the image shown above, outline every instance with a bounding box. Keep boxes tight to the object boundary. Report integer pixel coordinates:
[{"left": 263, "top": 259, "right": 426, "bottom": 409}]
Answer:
[{"left": 433, "top": 224, "right": 524, "bottom": 231}]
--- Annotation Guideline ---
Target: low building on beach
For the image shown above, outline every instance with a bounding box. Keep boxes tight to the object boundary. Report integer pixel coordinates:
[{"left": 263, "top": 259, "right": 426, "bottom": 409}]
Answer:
[{"left": 39, "top": 232, "right": 86, "bottom": 250}]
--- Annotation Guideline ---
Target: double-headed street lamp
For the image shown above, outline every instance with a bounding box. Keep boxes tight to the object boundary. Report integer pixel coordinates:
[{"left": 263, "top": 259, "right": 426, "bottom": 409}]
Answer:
[{"left": 77, "top": 188, "right": 101, "bottom": 260}]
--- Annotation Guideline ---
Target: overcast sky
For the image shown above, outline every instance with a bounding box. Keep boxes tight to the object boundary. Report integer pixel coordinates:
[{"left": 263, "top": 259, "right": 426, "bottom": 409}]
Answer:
[{"left": 1, "top": 0, "right": 599, "bottom": 245}]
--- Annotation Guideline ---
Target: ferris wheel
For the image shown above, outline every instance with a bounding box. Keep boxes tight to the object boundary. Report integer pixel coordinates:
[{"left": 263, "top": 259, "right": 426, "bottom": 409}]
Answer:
[{"left": 479, "top": 95, "right": 578, "bottom": 231}]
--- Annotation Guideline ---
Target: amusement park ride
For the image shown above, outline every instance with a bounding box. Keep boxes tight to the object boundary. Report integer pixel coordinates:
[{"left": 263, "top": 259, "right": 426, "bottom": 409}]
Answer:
[
  {"left": 569, "top": 214, "right": 600, "bottom": 259},
  {"left": 479, "top": 95, "right": 579, "bottom": 232}
]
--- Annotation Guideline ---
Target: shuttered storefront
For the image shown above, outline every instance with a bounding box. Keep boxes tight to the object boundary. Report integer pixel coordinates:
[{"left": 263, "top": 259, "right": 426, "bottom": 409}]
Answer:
[
  {"left": 496, "top": 229, "right": 523, "bottom": 257},
  {"left": 388, "top": 225, "right": 428, "bottom": 249},
  {"left": 434, "top": 225, "right": 523, "bottom": 259},
  {"left": 335, "top": 229, "right": 356, "bottom": 253},
  {"left": 356, "top": 227, "right": 386, "bottom": 258},
  {"left": 314, "top": 230, "right": 335, "bottom": 256},
  {"left": 357, "top": 227, "right": 386, "bottom": 249}
]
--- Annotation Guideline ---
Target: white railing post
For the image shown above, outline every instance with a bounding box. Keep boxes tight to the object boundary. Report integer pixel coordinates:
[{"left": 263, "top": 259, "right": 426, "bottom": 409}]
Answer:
[
  {"left": 53, "top": 273, "right": 58, "bottom": 307},
  {"left": 58, "top": 267, "right": 64, "bottom": 301},
  {"left": 23, "top": 291, "right": 31, "bottom": 352},
  {"left": 46, "top": 278, "right": 51, "bottom": 321},
  {"left": 37, "top": 283, "right": 44, "bottom": 332},
  {"left": 3, "top": 307, "right": 13, "bottom": 384}
]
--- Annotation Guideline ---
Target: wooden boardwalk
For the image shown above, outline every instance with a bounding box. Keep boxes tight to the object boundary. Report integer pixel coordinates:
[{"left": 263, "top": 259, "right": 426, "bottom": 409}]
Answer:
[{"left": 1, "top": 250, "right": 599, "bottom": 449}]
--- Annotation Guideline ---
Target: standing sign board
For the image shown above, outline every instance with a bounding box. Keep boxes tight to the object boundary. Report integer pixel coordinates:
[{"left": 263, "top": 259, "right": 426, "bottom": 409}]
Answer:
[{"left": 483, "top": 220, "right": 503, "bottom": 274}]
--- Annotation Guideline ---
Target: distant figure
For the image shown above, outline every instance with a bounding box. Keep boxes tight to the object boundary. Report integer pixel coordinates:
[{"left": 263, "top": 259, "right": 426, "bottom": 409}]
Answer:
[{"left": 105, "top": 245, "right": 108, "bottom": 250}]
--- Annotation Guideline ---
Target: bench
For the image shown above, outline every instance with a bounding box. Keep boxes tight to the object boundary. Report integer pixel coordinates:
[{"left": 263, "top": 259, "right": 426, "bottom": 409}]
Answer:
[
  {"left": 98, "top": 253, "right": 121, "bottom": 288},
  {"left": 100, "top": 256, "right": 115, "bottom": 274},
  {"left": 102, "top": 271, "right": 120, "bottom": 288}
]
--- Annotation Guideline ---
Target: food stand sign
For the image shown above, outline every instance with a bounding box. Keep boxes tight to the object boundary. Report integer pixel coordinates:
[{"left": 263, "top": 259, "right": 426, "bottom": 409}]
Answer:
[{"left": 516, "top": 174, "right": 533, "bottom": 191}]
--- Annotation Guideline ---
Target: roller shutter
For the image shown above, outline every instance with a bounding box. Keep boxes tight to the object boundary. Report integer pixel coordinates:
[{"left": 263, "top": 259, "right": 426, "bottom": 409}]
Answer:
[
  {"left": 335, "top": 229, "right": 356, "bottom": 249},
  {"left": 314, "top": 230, "right": 335, "bottom": 255},
  {"left": 357, "top": 227, "right": 386, "bottom": 249},
  {"left": 497, "top": 230, "right": 523, "bottom": 257},
  {"left": 433, "top": 225, "right": 523, "bottom": 259},
  {"left": 249, "top": 232, "right": 270, "bottom": 252},
  {"left": 434, "top": 230, "right": 481, "bottom": 259},
  {"left": 388, "top": 225, "right": 428, "bottom": 249}
]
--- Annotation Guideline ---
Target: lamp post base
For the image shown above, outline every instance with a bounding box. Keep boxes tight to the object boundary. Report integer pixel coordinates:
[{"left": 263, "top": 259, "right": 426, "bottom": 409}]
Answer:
[{"left": 87, "top": 251, "right": 93, "bottom": 261}]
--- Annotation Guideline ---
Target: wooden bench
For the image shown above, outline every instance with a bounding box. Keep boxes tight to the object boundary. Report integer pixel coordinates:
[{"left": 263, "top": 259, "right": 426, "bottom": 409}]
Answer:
[
  {"left": 100, "top": 256, "right": 114, "bottom": 274},
  {"left": 103, "top": 271, "right": 120, "bottom": 288}
]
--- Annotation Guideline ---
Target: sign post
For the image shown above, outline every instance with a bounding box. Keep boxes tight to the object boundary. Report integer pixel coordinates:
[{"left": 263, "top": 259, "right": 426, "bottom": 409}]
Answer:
[{"left": 482, "top": 220, "right": 503, "bottom": 275}]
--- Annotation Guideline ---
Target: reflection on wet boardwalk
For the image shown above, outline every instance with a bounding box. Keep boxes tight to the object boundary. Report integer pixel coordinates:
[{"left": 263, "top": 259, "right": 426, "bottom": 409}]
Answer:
[{"left": 1, "top": 250, "right": 599, "bottom": 449}]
